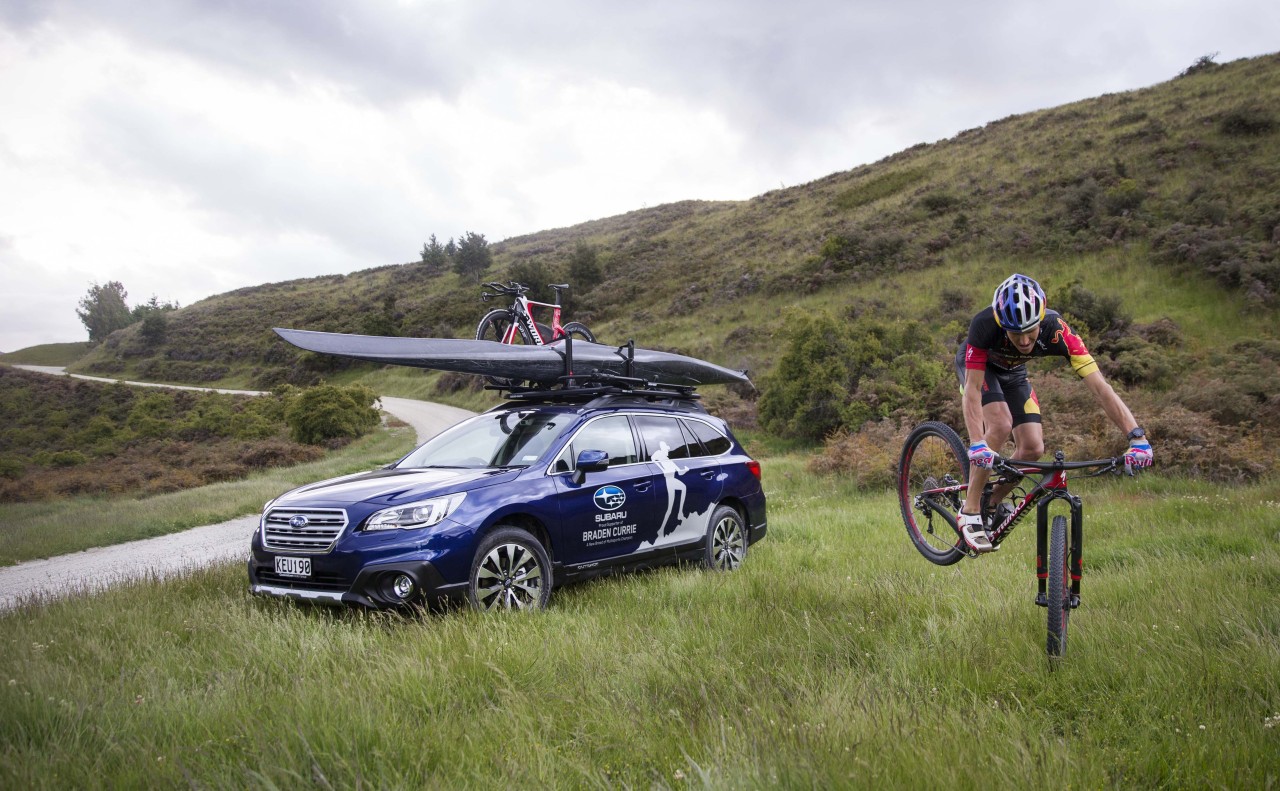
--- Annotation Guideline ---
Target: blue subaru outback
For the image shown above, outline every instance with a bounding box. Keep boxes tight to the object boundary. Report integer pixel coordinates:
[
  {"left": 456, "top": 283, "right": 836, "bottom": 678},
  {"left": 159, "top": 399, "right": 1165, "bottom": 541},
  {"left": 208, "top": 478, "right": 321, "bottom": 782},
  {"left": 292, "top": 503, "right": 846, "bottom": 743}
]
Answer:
[{"left": 247, "top": 389, "right": 766, "bottom": 610}]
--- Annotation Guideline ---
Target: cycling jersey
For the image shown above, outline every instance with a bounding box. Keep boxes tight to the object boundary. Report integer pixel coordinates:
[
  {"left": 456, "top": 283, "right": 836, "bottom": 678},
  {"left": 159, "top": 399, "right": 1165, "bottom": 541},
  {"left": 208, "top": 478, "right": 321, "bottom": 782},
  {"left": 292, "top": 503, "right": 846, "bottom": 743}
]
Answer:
[
  {"left": 954, "top": 309, "right": 1099, "bottom": 427},
  {"left": 962, "top": 309, "right": 1098, "bottom": 378}
]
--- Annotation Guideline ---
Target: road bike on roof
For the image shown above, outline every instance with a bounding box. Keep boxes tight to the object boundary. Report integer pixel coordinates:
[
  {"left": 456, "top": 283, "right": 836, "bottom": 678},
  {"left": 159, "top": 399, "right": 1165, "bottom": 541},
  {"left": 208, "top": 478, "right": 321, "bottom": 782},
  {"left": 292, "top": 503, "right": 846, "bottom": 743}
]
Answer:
[
  {"left": 476, "top": 281, "right": 595, "bottom": 347},
  {"left": 476, "top": 281, "right": 597, "bottom": 387},
  {"left": 897, "top": 421, "right": 1135, "bottom": 663}
]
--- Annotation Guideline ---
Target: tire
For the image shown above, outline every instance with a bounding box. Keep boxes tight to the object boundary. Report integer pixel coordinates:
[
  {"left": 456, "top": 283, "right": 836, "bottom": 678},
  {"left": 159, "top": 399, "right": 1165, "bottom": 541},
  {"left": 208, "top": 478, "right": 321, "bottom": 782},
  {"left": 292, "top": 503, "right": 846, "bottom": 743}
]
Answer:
[
  {"left": 1046, "top": 515, "right": 1070, "bottom": 661},
  {"left": 561, "top": 321, "right": 596, "bottom": 344},
  {"left": 475, "top": 309, "right": 533, "bottom": 386},
  {"left": 467, "top": 527, "right": 552, "bottom": 611},
  {"left": 898, "top": 421, "right": 968, "bottom": 566},
  {"left": 703, "top": 504, "right": 747, "bottom": 571},
  {"left": 475, "top": 309, "right": 531, "bottom": 344}
]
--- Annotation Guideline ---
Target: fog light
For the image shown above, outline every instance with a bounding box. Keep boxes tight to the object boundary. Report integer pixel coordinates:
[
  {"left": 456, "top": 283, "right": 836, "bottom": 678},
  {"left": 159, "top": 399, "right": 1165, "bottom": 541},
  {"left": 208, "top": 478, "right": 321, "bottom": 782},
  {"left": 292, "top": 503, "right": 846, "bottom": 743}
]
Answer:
[{"left": 392, "top": 574, "right": 414, "bottom": 600}]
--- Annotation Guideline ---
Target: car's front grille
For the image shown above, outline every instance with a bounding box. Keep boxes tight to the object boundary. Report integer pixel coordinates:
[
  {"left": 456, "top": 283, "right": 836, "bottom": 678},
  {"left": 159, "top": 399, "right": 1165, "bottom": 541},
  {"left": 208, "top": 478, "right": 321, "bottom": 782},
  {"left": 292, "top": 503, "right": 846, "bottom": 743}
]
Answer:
[
  {"left": 263, "top": 507, "right": 347, "bottom": 553},
  {"left": 255, "top": 569, "right": 351, "bottom": 592}
]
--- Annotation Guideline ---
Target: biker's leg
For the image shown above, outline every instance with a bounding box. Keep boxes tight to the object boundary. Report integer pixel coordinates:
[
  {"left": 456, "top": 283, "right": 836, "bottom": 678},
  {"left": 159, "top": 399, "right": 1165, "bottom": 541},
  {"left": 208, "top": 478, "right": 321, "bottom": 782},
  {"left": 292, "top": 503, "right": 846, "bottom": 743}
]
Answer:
[
  {"left": 988, "top": 388, "right": 1044, "bottom": 505},
  {"left": 962, "top": 400, "right": 1012, "bottom": 516}
]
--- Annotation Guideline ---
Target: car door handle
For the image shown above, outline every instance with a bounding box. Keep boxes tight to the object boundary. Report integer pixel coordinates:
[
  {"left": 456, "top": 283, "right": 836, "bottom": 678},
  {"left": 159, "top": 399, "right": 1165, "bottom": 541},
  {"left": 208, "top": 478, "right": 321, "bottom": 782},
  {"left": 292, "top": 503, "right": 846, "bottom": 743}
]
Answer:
[
  {"left": 700, "top": 470, "right": 716, "bottom": 479},
  {"left": 634, "top": 482, "right": 652, "bottom": 493}
]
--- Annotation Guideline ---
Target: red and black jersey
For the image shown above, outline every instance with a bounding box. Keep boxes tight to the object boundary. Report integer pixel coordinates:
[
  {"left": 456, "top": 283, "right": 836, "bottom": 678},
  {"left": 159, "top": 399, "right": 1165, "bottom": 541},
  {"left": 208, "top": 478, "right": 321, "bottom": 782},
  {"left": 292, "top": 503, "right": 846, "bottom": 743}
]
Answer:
[{"left": 963, "top": 309, "right": 1099, "bottom": 378}]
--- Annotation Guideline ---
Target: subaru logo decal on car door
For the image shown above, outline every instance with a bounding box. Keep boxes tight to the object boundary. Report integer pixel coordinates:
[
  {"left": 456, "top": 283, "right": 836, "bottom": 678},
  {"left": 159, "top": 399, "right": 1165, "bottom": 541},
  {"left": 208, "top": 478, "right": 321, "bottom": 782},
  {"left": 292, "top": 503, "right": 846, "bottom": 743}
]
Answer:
[{"left": 593, "top": 485, "right": 626, "bottom": 510}]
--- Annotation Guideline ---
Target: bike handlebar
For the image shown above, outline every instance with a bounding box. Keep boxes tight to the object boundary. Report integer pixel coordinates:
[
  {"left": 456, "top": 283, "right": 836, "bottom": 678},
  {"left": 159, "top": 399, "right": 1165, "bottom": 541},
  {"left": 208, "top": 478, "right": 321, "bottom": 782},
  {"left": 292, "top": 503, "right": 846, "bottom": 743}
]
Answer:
[{"left": 993, "top": 455, "right": 1128, "bottom": 477}]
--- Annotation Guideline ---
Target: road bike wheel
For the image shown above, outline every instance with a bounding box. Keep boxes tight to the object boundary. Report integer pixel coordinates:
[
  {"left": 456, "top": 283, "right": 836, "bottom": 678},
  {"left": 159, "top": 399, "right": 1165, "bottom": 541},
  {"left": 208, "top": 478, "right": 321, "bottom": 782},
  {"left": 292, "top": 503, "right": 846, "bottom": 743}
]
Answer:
[
  {"left": 475, "top": 309, "right": 533, "bottom": 386},
  {"left": 898, "top": 421, "right": 967, "bottom": 565},
  {"left": 561, "top": 321, "right": 596, "bottom": 343},
  {"left": 1046, "top": 515, "right": 1070, "bottom": 662}
]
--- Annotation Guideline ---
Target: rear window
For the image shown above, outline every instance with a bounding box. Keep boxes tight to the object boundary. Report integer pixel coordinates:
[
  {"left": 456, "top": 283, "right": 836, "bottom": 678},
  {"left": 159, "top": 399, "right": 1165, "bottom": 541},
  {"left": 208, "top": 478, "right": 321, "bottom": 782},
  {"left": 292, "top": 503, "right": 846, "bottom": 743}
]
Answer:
[
  {"left": 634, "top": 415, "right": 700, "bottom": 461},
  {"left": 684, "top": 419, "right": 731, "bottom": 456}
]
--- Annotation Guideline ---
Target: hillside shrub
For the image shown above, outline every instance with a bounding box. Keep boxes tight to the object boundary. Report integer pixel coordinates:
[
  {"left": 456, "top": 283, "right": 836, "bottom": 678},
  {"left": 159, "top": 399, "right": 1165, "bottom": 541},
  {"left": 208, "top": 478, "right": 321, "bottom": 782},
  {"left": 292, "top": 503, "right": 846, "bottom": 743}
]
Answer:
[
  {"left": 758, "top": 311, "right": 949, "bottom": 440},
  {"left": 1218, "top": 106, "right": 1276, "bottom": 137},
  {"left": 0, "top": 368, "right": 332, "bottom": 502},
  {"left": 285, "top": 384, "right": 380, "bottom": 445},
  {"left": 1051, "top": 279, "right": 1130, "bottom": 343},
  {"left": 1102, "top": 179, "right": 1145, "bottom": 216}
]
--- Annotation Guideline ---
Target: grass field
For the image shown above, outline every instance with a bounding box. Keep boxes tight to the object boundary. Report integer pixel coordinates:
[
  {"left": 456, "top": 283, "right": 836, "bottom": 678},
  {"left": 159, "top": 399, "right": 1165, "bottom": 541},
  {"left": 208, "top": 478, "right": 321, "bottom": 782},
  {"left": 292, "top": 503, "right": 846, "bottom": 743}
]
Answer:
[{"left": 1, "top": 457, "right": 1275, "bottom": 788}]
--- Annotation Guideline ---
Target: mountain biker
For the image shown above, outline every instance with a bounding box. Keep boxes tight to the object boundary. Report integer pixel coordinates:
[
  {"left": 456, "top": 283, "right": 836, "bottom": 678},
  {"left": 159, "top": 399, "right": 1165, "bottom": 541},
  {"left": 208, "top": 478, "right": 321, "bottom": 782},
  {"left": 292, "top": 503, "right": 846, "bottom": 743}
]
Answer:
[{"left": 954, "top": 273, "right": 1152, "bottom": 553}]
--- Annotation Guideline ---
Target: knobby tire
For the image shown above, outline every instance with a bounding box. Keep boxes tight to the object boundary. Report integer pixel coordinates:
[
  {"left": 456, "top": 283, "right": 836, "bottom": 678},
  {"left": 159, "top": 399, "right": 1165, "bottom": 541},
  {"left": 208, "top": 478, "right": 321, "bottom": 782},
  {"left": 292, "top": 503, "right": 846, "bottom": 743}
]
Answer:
[
  {"left": 1047, "top": 515, "right": 1070, "bottom": 662},
  {"left": 898, "top": 421, "right": 968, "bottom": 566}
]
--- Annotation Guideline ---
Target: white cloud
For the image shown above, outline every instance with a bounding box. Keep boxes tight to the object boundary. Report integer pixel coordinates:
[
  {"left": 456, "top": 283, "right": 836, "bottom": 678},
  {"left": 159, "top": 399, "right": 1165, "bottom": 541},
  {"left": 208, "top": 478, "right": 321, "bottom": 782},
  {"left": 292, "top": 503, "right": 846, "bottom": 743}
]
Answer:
[{"left": 1, "top": 0, "right": 1278, "bottom": 350}]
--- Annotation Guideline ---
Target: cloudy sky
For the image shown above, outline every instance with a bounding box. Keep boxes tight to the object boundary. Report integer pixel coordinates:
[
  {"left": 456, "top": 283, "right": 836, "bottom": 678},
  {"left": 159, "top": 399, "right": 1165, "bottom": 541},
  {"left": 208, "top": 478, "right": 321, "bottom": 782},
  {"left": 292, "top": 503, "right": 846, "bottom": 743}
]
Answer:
[{"left": 1, "top": 1, "right": 1275, "bottom": 351}]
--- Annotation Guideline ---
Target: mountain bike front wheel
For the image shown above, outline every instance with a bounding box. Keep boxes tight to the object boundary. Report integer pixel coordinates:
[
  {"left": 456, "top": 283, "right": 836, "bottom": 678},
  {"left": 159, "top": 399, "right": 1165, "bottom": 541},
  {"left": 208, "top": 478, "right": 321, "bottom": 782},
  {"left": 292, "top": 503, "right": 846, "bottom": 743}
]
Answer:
[
  {"left": 898, "top": 421, "right": 967, "bottom": 566},
  {"left": 1046, "top": 515, "right": 1071, "bottom": 662},
  {"left": 561, "top": 321, "right": 595, "bottom": 343}
]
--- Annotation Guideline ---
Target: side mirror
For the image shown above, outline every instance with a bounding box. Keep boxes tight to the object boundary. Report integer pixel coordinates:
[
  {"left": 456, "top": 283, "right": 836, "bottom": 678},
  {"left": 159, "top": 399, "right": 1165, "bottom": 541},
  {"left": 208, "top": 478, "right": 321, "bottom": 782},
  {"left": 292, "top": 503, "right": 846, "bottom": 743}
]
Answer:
[{"left": 571, "top": 449, "right": 609, "bottom": 484}]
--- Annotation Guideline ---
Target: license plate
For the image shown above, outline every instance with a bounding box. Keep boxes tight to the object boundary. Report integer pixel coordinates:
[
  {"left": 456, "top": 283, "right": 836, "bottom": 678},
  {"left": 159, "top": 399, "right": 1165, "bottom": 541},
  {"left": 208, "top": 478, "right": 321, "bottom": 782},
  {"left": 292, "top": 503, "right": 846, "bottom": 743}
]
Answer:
[{"left": 274, "top": 556, "right": 311, "bottom": 578}]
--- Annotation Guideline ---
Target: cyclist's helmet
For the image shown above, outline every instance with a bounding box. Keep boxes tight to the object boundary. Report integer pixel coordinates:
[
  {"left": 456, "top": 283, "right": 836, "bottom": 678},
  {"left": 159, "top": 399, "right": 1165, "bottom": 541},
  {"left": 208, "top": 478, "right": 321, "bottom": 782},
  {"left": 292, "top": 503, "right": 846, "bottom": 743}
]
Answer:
[{"left": 991, "top": 273, "right": 1046, "bottom": 332}]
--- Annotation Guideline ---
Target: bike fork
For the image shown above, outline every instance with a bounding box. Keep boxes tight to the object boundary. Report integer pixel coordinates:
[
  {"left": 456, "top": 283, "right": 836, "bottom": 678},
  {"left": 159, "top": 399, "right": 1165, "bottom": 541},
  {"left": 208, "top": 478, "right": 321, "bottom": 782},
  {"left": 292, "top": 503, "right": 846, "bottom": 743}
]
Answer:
[{"left": 1034, "top": 492, "right": 1083, "bottom": 608}]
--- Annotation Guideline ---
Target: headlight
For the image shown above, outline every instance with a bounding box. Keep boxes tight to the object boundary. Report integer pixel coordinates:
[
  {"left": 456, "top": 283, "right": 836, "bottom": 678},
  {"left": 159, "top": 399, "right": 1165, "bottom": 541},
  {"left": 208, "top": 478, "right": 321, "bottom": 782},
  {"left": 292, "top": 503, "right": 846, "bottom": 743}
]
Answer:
[{"left": 365, "top": 493, "right": 467, "bottom": 531}]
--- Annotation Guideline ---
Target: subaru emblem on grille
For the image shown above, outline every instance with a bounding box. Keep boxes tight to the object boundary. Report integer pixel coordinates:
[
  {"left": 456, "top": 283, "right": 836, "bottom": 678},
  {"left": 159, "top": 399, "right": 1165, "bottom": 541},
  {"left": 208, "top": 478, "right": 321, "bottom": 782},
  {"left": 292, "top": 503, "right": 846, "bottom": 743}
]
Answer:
[{"left": 288, "top": 515, "right": 309, "bottom": 529}]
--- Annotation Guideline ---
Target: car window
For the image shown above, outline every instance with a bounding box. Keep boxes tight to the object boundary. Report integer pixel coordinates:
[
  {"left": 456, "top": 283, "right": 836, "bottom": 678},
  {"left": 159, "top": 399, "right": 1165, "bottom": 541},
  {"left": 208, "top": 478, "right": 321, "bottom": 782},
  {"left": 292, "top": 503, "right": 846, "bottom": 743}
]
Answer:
[
  {"left": 553, "top": 415, "right": 638, "bottom": 473},
  {"left": 684, "top": 419, "right": 731, "bottom": 456},
  {"left": 634, "top": 415, "right": 699, "bottom": 461},
  {"left": 396, "top": 410, "right": 566, "bottom": 469}
]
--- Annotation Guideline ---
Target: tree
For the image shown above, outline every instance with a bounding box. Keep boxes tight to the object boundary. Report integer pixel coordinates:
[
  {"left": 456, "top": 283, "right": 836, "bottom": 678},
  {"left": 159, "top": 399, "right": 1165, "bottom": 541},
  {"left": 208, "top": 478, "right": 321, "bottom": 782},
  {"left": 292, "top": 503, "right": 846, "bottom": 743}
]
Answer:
[
  {"left": 420, "top": 234, "right": 448, "bottom": 274},
  {"left": 76, "top": 281, "right": 133, "bottom": 343},
  {"left": 568, "top": 241, "right": 602, "bottom": 290},
  {"left": 453, "top": 231, "right": 493, "bottom": 282}
]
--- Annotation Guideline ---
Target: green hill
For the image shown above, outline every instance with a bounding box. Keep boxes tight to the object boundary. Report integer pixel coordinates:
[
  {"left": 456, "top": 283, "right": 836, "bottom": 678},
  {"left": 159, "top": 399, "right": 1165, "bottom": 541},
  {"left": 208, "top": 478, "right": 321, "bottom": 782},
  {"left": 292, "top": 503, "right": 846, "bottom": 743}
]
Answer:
[{"left": 64, "top": 53, "right": 1280, "bottom": 475}]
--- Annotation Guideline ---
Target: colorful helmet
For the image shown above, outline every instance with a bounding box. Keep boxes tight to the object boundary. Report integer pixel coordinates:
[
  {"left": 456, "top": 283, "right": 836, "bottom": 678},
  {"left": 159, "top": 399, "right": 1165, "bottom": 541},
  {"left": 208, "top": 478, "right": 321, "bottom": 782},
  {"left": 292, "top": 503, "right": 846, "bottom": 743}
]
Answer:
[{"left": 991, "top": 274, "right": 1046, "bottom": 332}]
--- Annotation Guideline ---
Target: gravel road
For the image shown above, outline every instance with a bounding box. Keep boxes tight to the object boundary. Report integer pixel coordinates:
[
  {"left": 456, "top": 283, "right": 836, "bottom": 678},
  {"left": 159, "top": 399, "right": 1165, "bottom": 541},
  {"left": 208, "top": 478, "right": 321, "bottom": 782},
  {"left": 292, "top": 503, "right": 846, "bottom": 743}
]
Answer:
[{"left": 0, "top": 367, "right": 475, "bottom": 611}]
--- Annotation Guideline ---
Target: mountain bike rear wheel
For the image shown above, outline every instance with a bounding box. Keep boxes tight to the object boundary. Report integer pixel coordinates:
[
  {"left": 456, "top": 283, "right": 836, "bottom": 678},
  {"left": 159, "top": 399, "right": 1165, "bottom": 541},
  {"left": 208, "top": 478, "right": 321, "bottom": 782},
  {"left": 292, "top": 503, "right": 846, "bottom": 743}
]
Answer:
[
  {"left": 1046, "top": 515, "right": 1071, "bottom": 662},
  {"left": 898, "top": 421, "right": 967, "bottom": 566}
]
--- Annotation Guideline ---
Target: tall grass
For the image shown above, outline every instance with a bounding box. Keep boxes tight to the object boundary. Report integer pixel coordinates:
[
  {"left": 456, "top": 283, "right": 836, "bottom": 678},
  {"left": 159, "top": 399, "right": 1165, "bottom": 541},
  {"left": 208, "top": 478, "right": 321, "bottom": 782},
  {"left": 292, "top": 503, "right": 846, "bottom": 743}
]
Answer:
[
  {"left": 1, "top": 456, "right": 1275, "bottom": 788},
  {"left": 0, "top": 423, "right": 416, "bottom": 565}
]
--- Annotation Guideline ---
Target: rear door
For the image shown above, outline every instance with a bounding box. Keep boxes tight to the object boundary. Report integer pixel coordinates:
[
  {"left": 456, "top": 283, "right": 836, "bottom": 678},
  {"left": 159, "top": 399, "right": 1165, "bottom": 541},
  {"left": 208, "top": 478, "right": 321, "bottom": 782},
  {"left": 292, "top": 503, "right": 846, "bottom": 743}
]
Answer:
[{"left": 632, "top": 414, "right": 722, "bottom": 550}]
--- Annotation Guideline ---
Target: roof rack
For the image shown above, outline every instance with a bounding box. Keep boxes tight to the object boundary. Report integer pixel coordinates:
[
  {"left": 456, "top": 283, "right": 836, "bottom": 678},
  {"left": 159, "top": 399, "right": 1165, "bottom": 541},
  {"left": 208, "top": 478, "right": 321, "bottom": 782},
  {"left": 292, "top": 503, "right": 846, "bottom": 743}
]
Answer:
[{"left": 486, "top": 335, "right": 702, "bottom": 404}]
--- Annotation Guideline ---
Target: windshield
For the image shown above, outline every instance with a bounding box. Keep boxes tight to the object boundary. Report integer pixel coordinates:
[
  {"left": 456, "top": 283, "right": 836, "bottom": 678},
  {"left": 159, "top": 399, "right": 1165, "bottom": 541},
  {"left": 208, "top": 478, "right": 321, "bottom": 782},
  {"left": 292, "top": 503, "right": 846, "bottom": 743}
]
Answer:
[{"left": 395, "top": 410, "right": 568, "bottom": 470}]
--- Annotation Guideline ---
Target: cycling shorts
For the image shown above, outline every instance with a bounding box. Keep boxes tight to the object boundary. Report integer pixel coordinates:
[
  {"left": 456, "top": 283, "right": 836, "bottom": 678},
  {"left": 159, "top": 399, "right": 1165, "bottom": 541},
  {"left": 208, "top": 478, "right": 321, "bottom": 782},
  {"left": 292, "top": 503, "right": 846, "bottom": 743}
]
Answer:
[{"left": 953, "top": 345, "right": 1042, "bottom": 426}]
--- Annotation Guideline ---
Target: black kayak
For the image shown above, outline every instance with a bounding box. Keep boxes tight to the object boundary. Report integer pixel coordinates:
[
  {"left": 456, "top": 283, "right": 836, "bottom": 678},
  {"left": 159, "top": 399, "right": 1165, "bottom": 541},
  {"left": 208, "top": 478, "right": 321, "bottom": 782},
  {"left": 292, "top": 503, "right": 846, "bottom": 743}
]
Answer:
[{"left": 274, "top": 328, "right": 750, "bottom": 387}]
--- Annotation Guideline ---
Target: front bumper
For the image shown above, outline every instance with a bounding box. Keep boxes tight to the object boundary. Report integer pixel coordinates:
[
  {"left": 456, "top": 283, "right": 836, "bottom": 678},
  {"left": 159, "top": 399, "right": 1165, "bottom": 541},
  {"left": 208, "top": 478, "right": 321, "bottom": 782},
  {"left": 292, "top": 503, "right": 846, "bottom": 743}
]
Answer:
[{"left": 248, "top": 555, "right": 467, "bottom": 609}]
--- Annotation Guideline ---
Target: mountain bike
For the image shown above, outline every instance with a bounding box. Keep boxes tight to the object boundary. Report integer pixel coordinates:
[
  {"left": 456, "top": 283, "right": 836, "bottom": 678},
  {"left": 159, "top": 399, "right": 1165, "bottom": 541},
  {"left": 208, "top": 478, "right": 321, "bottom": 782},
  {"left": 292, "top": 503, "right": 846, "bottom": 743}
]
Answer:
[
  {"left": 476, "top": 282, "right": 596, "bottom": 347},
  {"left": 897, "top": 421, "right": 1132, "bottom": 662}
]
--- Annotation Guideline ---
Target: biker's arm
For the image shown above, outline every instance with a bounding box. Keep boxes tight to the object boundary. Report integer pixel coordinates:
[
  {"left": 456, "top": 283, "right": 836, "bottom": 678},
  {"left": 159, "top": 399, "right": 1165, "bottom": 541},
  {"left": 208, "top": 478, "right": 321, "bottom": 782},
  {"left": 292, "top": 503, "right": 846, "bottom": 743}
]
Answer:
[
  {"left": 962, "top": 367, "right": 986, "bottom": 445},
  {"left": 1081, "top": 370, "right": 1139, "bottom": 435}
]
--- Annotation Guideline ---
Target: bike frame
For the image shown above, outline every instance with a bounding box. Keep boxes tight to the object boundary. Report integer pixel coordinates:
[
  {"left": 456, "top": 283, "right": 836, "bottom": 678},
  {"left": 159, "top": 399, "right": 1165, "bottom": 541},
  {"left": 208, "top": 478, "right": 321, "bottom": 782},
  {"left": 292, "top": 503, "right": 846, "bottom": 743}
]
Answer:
[
  {"left": 504, "top": 294, "right": 566, "bottom": 346},
  {"left": 483, "top": 283, "right": 569, "bottom": 346},
  {"left": 920, "top": 453, "right": 1120, "bottom": 606}
]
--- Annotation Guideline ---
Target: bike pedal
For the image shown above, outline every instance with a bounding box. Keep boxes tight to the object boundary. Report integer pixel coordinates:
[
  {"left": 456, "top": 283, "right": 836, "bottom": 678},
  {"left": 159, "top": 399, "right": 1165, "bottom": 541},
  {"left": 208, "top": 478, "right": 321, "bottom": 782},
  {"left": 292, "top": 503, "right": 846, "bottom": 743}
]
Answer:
[
  {"left": 1069, "top": 594, "right": 1081, "bottom": 609},
  {"left": 1034, "top": 593, "right": 1047, "bottom": 608}
]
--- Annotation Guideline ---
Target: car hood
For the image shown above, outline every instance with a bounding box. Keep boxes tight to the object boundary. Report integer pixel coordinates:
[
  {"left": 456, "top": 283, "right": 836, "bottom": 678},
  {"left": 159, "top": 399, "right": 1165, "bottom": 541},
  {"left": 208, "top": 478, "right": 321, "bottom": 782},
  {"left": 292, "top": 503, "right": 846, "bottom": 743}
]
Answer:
[{"left": 274, "top": 467, "right": 519, "bottom": 508}]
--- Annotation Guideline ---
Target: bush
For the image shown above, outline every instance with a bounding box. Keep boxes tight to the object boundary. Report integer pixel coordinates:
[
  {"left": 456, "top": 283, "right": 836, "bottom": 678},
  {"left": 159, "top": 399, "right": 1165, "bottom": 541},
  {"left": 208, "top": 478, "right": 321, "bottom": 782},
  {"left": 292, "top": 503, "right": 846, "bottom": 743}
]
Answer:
[
  {"left": 757, "top": 311, "right": 949, "bottom": 440},
  {"left": 1219, "top": 106, "right": 1276, "bottom": 137},
  {"left": 807, "top": 420, "right": 909, "bottom": 488},
  {"left": 1051, "top": 279, "right": 1130, "bottom": 343},
  {"left": 285, "top": 384, "right": 381, "bottom": 445}
]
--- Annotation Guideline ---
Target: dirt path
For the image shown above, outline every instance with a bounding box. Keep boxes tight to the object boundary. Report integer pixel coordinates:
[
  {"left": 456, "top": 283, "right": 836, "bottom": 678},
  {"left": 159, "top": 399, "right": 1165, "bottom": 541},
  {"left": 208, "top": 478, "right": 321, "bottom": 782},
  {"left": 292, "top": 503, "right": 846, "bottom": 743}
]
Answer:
[{"left": 0, "top": 368, "right": 475, "bottom": 611}]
